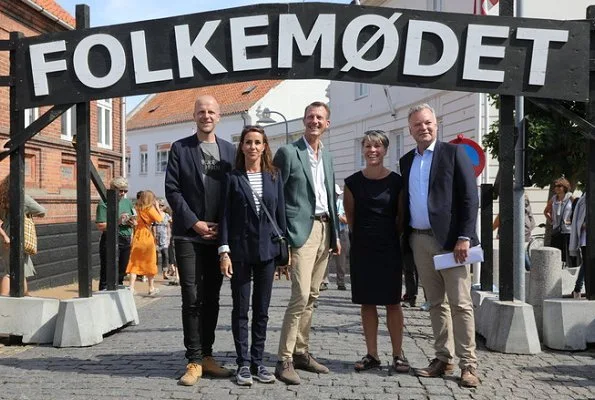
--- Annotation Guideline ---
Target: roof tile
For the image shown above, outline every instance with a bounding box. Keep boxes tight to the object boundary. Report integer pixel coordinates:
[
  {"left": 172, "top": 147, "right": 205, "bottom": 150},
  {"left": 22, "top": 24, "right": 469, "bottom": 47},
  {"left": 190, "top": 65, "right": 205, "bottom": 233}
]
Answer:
[
  {"left": 31, "top": 0, "right": 76, "bottom": 28},
  {"left": 127, "top": 80, "right": 282, "bottom": 131}
]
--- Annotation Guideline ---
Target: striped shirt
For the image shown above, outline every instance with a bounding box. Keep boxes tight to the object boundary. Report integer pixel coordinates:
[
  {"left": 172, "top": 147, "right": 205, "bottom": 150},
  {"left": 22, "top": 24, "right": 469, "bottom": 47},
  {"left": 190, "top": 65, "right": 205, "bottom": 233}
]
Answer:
[{"left": 247, "top": 172, "right": 263, "bottom": 214}]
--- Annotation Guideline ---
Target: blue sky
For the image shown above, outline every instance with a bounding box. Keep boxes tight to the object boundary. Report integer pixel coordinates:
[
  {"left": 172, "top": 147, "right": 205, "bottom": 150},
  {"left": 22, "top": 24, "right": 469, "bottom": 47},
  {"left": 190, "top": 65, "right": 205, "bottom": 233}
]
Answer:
[{"left": 56, "top": 0, "right": 351, "bottom": 112}]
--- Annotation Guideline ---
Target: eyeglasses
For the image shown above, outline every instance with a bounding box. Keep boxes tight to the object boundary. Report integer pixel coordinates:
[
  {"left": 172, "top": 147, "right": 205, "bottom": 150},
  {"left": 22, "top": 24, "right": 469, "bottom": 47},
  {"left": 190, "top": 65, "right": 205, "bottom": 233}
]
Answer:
[{"left": 119, "top": 189, "right": 128, "bottom": 193}]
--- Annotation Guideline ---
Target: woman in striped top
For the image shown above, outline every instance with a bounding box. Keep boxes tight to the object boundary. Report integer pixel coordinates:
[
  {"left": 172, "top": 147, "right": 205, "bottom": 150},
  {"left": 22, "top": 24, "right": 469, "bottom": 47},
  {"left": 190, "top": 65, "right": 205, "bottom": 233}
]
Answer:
[{"left": 218, "top": 125, "right": 287, "bottom": 386}]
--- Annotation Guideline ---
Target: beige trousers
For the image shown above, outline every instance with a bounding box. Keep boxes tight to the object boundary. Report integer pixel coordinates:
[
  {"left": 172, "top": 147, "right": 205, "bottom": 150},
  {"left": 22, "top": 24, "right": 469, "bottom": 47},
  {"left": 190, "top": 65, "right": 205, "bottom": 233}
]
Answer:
[
  {"left": 277, "top": 220, "right": 331, "bottom": 360},
  {"left": 409, "top": 232, "right": 477, "bottom": 369}
]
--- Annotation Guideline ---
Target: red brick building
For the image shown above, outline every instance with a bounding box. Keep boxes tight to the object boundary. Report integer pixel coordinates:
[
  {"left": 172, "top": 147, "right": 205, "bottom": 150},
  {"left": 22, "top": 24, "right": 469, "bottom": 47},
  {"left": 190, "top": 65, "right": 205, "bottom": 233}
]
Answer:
[{"left": 0, "top": 0, "right": 124, "bottom": 223}]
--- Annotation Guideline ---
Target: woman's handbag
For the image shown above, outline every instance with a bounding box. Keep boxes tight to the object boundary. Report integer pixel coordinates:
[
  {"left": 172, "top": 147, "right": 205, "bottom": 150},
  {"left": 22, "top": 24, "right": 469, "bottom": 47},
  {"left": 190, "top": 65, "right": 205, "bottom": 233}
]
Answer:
[
  {"left": 240, "top": 176, "right": 289, "bottom": 266},
  {"left": 24, "top": 215, "right": 37, "bottom": 255}
]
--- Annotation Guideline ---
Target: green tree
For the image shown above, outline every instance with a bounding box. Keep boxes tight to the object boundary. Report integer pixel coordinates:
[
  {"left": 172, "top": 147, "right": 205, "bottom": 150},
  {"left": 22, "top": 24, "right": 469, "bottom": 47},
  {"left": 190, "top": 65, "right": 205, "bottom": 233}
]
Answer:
[{"left": 482, "top": 96, "right": 588, "bottom": 190}]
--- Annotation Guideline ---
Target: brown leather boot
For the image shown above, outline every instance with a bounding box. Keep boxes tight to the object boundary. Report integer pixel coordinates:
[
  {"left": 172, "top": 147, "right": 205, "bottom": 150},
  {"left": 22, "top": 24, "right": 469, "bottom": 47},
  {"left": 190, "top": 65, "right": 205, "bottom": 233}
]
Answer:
[
  {"left": 202, "top": 356, "right": 233, "bottom": 378},
  {"left": 460, "top": 366, "right": 480, "bottom": 388},
  {"left": 414, "top": 358, "right": 455, "bottom": 377},
  {"left": 275, "top": 359, "right": 301, "bottom": 385},
  {"left": 293, "top": 352, "right": 329, "bottom": 374}
]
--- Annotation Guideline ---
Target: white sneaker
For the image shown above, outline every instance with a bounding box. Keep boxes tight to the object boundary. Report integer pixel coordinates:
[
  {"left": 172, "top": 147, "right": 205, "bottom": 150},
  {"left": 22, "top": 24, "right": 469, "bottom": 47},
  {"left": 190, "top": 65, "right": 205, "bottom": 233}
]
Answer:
[{"left": 236, "top": 366, "right": 253, "bottom": 386}]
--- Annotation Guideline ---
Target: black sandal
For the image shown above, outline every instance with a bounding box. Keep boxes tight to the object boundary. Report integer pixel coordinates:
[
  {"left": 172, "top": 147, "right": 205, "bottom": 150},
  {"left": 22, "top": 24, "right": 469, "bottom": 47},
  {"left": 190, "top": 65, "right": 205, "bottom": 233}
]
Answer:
[
  {"left": 392, "top": 353, "right": 410, "bottom": 373},
  {"left": 354, "top": 354, "right": 381, "bottom": 371}
]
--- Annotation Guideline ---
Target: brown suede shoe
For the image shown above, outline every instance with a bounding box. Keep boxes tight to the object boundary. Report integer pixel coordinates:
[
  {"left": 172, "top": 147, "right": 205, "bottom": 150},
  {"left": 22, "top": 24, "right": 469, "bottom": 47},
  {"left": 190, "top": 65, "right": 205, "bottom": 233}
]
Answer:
[
  {"left": 275, "top": 359, "right": 301, "bottom": 385},
  {"left": 414, "top": 358, "right": 455, "bottom": 377},
  {"left": 202, "top": 356, "right": 233, "bottom": 378},
  {"left": 293, "top": 352, "right": 329, "bottom": 374},
  {"left": 460, "top": 366, "right": 480, "bottom": 388},
  {"left": 178, "top": 362, "right": 202, "bottom": 386}
]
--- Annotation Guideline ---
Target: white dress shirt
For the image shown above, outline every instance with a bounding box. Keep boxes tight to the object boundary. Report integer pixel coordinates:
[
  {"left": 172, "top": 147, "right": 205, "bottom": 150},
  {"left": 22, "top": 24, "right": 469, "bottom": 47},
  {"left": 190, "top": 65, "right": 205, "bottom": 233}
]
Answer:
[
  {"left": 408, "top": 140, "right": 436, "bottom": 230},
  {"left": 303, "top": 137, "right": 330, "bottom": 216}
]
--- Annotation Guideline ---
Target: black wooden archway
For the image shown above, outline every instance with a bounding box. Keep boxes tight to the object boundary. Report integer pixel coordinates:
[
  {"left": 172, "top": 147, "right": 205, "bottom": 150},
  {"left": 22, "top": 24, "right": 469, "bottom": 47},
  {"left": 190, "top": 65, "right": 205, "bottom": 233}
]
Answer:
[{"left": 1, "top": 2, "right": 592, "bottom": 300}]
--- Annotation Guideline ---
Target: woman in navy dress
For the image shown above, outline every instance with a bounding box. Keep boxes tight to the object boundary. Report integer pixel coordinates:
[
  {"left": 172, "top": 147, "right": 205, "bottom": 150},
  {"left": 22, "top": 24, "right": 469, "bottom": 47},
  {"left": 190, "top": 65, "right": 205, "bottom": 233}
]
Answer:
[
  {"left": 219, "top": 125, "right": 286, "bottom": 386},
  {"left": 344, "top": 130, "right": 408, "bottom": 374}
]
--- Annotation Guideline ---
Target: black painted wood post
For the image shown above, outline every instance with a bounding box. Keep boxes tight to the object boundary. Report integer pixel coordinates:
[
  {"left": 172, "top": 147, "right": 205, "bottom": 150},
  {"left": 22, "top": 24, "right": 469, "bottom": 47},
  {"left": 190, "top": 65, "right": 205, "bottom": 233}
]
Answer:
[
  {"left": 497, "top": 0, "right": 515, "bottom": 302},
  {"left": 76, "top": 5, "right": 92, "bottom": 298},
  {"left": 586, "top": 6, "right": 595, "bottom": 300},
  {"left": 481, "top": 184, "right": 494, "bottom": 291},
  {"left": 8, "top": 31, "right": 25, "bottom": 298},
  {"left": 106, "top": 189, "right": 118, "bottom": 291}
]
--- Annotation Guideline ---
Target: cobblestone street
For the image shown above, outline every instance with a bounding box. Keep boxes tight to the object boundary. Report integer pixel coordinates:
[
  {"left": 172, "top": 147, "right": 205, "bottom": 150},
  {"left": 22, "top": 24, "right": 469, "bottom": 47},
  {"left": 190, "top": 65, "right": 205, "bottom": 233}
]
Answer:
[{"left": 0, "top": 279, "right": 594, "bottom": 400}]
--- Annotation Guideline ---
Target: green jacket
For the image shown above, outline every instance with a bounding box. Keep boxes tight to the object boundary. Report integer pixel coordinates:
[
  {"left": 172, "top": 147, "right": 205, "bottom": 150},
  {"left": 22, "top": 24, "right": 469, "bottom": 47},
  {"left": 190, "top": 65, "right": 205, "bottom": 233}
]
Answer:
[{"left": 273, "top": 138, "right": 339, "bottom": 249}]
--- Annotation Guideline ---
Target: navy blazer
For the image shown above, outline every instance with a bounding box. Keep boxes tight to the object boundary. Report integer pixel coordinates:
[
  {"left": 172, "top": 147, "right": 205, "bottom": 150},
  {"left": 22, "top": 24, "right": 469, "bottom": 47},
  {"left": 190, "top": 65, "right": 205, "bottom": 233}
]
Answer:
[
  {"left": 399, "top": 140, "right": 479, "bottom": 251},
  {"left": 165, "top": 134, "right": 236, "bottom": 239},
  {"left": 218, "top": 169, "right": 287, "bottom": 264}
]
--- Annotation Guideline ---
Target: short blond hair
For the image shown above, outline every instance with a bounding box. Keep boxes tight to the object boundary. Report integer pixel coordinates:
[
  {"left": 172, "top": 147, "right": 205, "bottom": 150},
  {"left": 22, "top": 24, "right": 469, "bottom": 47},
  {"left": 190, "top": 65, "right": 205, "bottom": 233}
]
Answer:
[{"left": 110, "top": 176, "right": 128, "bottom": 190}]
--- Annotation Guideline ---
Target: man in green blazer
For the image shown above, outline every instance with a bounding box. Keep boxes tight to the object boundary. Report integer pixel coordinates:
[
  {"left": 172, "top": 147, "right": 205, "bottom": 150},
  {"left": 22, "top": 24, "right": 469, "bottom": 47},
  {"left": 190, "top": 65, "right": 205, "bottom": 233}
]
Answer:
[{"left": 273, "top": 101, "right": 340, "bottom": 385}]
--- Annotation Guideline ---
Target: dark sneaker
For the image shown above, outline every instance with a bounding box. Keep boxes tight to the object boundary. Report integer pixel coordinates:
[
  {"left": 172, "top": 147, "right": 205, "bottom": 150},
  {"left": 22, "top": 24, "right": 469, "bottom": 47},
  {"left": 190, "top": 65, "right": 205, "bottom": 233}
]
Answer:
[
  {"left": 251, "top": 365, "right": 276, "bottom": 383},
  {"left": 293, "top": 352, "right": 329, "bottom": 374},
  {"left": 319, "top": 282, "right": 329, "bottom": 291},
  {"left": 275, "top": 360, "right": 300, "bottom": 385},
  {"left": 414, "top": 358, "right": 455, "bottom": 377},
  {"left": 354, "top": 354, "right": 381, "bottom": 372},
  {"left": 235, "top": 366, "right": 253, "bottom": 386},
  {"left": 337, "top": 284, "right": 347, "bottom": 291},
  {"left": 460, "top": 366, "right": 480, "bottom": 388}
]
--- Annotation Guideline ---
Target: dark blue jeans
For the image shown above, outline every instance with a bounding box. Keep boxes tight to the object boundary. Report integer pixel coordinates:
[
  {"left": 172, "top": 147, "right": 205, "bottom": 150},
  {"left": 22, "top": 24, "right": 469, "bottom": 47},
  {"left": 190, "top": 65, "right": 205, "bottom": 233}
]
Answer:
[
  {"left": 175, "top": 240, "right": 223, "bottom": 363},
  {"left": 574, "top": 246, "right": 586, "bottom": 293},
  {"left": 99, "top": 233, "right": 131, "bottom": 290},
  {"left": 231, "top": 259, "right": 276, "bottom": 367}
]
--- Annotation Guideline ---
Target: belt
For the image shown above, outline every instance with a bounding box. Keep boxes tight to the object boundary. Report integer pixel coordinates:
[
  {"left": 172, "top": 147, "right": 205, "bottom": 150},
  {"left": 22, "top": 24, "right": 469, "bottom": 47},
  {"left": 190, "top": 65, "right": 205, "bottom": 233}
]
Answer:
[
  {"left": 312, "top": 214, "right": 330, "bottom": 222},
  {"left": 411, "top": 228, "right": 433, "bottom": 236}
]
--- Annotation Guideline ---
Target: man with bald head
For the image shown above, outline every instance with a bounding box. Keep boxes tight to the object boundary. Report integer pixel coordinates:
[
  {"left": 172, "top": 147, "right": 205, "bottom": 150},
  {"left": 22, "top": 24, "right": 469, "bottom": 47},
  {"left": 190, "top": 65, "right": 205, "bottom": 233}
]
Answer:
[{"left": 166, "top": 95, "right": 236, "bottom": 386}]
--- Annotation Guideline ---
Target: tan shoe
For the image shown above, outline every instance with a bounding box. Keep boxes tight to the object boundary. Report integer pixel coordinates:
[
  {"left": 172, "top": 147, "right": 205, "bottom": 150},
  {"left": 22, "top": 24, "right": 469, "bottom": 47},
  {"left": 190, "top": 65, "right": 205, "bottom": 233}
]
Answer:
[
  {"left": 178, "top": 362, "right": 202, "bottom": 386},
  {"left": 293, "top": 352, "right": 329, "bottom": 374},
  {"left": 202, "top": 356, "right": 233, "bottom": 378},
  {"left": 275, "top": 359, "right": 301, "bottom": 385},
  {"left": 460, "top": 366, "right": 480, "bottom": 388},
  {"left": 414, "top": 358, "right": 455, "bottom": 377}
]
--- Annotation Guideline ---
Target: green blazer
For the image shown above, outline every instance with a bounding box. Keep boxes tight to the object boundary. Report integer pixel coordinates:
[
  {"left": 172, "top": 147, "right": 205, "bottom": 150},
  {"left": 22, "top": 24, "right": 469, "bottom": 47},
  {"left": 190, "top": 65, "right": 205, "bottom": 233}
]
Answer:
[{"left": 273, "top": 138, "right": 339, "bottom": 249}]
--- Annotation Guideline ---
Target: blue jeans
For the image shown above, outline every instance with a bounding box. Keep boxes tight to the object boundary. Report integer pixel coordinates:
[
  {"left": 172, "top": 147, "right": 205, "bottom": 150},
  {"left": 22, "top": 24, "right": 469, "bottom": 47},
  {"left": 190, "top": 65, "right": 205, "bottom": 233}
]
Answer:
[
  {"left": 574, "top": 247, "right": 586, "bottom": 293},
  {"left": 175, "top": 240, "right": 223, "bottom": 363},
  {"left": 231, "top": 259, "right": 276, "bottom": 367}
]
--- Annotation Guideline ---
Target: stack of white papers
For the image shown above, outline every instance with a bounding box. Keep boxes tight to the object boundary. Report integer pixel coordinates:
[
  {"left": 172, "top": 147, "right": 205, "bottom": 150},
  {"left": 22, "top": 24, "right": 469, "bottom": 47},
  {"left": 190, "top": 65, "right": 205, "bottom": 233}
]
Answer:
[{"left": 433, "top": 246, "right": 484, "bottom": 270}]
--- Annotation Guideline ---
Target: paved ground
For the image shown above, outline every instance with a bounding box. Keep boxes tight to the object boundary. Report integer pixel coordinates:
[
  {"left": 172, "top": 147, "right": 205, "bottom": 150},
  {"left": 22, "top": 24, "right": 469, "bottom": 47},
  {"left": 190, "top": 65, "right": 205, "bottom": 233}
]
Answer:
[{"left": 0, "top": 277, "right": 594, "bottom": 400}]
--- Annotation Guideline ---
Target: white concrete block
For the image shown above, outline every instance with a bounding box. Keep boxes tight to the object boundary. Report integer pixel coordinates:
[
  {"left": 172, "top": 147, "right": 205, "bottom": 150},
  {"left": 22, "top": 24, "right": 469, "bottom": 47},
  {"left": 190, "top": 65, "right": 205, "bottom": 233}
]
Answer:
[
  {"left": 528, "top": 247, "right": 561, "bottom": 338},
  {"left": 94, "top": 288, "right": 139, "bottom": 331},
  {"left": 477, "top": 297, "right": 541, "bottom": 354},
  {"left": 53, "top": 297, "right": 104, "bottom": 347},
  {"left": 0, "top": 297, "right": 60, "bottom": 343},
  {"left": 543, "top": 299, "right": 595, "bottom": 351},
  {"left": 471, "top": 290, "right": 498, "bottom": 337}
]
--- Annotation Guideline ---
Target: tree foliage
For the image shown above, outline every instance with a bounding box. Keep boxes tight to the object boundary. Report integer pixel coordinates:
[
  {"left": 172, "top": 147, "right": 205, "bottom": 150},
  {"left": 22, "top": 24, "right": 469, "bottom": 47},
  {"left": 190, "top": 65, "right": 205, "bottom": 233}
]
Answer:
[{"left": 482, "top": 95, "right": 588, "bottom": 190}]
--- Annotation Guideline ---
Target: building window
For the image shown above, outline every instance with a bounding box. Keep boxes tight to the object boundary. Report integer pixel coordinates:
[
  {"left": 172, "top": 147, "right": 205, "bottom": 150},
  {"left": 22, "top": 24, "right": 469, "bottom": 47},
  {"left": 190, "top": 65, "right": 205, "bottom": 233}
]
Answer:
[
  {"left": 126, "top": 156, "right": 131, "bottom": 176},
  {"left": 355, "top": 138, "right": 365, "bottom": 168},
  {"left": 97, "top": 99, "right": 113, "bottom": 149},
  {"left": 437, "top": 118, "right": 444, "bottom": 141},
  {"left": 431, "top": 0, "right": 443, "bottom": 11},
  {"left": 61, "top": 106, "right": 76, "bottom": 140},
  {"left": 392, "top": 130, "right": 404, "bottom": 173},
  {"left": 24, "top": 108, "right": 39, "bottom": 127},
  {"left": 140, "top": 151, "right": 148, "bottom": 175},
  {"left": 155, "top": 143, "right": 170, "bottom": 174},
  {"left": 355, "top": 83, "right": 368, "bottom": 99}
]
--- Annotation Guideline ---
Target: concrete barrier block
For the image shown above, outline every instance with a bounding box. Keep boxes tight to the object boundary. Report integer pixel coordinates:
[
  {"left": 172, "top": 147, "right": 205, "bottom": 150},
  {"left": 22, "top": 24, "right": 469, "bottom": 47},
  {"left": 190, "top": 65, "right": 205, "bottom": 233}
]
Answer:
[
  {"left": 477, "top": 297, "right": 541, "bottom": 354},
  {"left": 0, "top": 297, "right": 60, "bottom": 343},
  {"left": 528, "top": 247, "right": 561, "bottom": 338},
  {"left": 53, "top": 297, "right": 104, "bottom": 347},
  {"left": 543, "top": 299, "right": 595, "bottom": 351},
  {"left": 94, "top": 288, "right": 139, "bottom": 331},
  {"left": 471, "top": 290, "right": 498, "bottom": 337}
]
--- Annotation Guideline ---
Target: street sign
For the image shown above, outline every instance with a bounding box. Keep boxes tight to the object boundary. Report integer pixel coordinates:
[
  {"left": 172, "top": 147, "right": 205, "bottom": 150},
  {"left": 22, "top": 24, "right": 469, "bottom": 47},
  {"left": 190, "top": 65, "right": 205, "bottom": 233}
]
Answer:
[{"left": 450, "top": 134, "right": 486, "bottom": 177}]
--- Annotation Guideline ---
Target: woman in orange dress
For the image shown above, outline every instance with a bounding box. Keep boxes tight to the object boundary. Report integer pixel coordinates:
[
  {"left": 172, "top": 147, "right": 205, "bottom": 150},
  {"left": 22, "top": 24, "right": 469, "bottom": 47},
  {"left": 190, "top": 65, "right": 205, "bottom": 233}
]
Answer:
[{"left": 127, "top": 190, "right": 163, "bottom": 295}]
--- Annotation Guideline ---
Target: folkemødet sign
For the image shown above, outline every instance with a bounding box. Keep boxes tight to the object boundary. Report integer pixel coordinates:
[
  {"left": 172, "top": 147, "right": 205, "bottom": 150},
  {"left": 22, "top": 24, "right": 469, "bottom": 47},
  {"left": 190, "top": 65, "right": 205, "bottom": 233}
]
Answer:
[{"left": 16, "top": 2, "right": 590, "bottom": 109}]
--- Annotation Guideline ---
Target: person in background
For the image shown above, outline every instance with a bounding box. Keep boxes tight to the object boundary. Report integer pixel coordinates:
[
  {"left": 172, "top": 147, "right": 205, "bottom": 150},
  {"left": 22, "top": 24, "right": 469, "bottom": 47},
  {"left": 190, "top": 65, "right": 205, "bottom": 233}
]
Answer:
[
  {"left": 153, "top": 199, "right": 171, "bottom": 281},
  {"left": 543, "top": 177, "right": 573, "bottom": 266},
  {"left": 344, "top": 130, "right": 408, "bottom": 374},
  {"left": 219, "top": 125, "right": 286, "bottom": 386},
  {"left": 320, "top": 184, "right": 348, "bottom": 292},
  {"left": 569, "top": 192, "right": 586, "bottom": 299},
  {"left": 95, "top": 176, "right": 135, "bottom": 291},
  {"left": 165, "top": 95, "right": 236, "bottom": 386},
  {"left": 0, "top": 176, "right": 46, "bottom": 296},
  {"left": 126, "top": 190, "right": 163, "bottom": 295}
]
